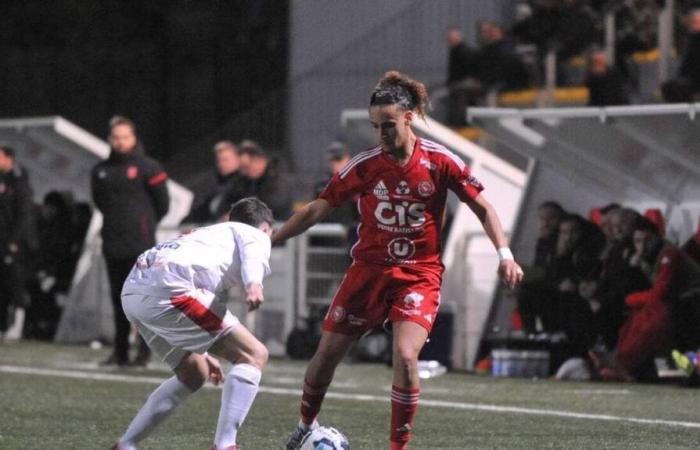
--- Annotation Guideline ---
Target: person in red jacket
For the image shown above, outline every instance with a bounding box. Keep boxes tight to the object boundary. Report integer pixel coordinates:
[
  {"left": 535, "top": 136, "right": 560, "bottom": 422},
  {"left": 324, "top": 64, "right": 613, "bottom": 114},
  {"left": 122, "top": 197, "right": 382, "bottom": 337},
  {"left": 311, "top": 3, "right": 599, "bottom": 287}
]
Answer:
[{"left": 602, "top": 220, "right": 679, "bottom": 381}]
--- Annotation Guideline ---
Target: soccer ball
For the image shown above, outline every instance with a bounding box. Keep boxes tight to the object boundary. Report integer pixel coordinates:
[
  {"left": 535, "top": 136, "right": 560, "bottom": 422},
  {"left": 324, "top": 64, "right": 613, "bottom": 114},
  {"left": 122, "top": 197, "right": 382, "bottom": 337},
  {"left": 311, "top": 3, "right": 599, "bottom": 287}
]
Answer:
[{"left": 299, "top": 426, "right": 349, "bottom": 450}]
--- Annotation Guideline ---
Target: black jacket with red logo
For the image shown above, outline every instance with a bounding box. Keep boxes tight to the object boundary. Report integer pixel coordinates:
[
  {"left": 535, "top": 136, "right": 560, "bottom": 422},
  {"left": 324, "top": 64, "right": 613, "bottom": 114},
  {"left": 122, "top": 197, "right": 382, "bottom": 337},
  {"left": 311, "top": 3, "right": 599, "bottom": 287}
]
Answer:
[{"left": 91, "top": 148, "right": 169, "bottom": 259}]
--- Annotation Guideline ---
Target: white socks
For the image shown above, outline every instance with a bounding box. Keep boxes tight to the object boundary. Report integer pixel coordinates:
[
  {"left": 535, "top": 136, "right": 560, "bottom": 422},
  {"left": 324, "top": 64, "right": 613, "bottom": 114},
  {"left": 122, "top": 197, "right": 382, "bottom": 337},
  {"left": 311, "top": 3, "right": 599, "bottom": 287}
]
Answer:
[
  {"left": 213, "top": 363, "right": 262, "bottom": 448},
  {"left": 119, "top": 376, "right": 193, "bottom": 448}
]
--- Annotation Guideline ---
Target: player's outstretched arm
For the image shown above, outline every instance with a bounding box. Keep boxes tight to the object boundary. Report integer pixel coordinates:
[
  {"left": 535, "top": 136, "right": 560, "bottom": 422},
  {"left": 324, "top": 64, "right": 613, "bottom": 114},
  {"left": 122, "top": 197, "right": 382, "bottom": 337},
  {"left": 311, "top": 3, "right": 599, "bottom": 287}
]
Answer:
[
  {"left": 271, "top": 198, "right": 333, "bottom": 245},
  {"left": 465, "top": 194, "right": 524, "bottom": 289}
]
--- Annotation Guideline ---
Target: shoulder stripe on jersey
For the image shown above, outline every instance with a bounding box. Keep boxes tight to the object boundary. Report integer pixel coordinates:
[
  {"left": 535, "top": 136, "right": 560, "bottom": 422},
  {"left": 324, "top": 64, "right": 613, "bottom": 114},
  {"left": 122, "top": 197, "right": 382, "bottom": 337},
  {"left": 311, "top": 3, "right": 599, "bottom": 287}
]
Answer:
[
  {"left": 339, "top": 147, "right": 382, "bottom": 179},
  {"left": 422, "top": 140, "right": 466, "bottom": 171},
  {"left": 341, "top": 145, "right": 381, "bottom": 171}
]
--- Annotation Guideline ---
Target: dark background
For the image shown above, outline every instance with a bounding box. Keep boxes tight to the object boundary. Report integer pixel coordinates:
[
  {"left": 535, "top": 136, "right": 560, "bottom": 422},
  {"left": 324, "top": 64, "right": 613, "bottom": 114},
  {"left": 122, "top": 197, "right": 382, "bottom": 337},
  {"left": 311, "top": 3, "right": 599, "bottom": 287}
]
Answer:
[{"left": 0, "top": 0, "right": 288, "bottom": 169}]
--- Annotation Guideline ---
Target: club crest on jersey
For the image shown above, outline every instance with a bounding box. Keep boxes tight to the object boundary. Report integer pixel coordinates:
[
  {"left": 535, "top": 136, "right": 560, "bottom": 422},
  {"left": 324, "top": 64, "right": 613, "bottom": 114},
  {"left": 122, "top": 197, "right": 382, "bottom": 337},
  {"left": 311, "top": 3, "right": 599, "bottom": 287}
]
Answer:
[
  {"left": 127, "top": 166, "right": 139, "bottom": 179},
  {"left": 329, "top": 305, "right": 346, "bottom": 323},
  {"left": 418, "top": 180, "right": 435, "bottom": 197},
  {"left": 373, "top": 180, "right": 390, "bottom": 200},
  {"left": 403, "top": 292, "right": 424, "bottom": 311},
  {"left": 395, "top": 180, "right": 410, "bottom": 195},
  {"left": 388, "top": 237, "right": 416, "bottom": 261}
]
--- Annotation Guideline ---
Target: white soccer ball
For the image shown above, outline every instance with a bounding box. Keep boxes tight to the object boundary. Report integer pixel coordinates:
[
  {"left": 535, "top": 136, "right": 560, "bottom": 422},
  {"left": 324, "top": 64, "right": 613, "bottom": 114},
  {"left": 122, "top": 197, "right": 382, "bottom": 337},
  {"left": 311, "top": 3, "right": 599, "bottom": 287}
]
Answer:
[{"left": 299, "top": 426, "right": 349, "bottom": 450}]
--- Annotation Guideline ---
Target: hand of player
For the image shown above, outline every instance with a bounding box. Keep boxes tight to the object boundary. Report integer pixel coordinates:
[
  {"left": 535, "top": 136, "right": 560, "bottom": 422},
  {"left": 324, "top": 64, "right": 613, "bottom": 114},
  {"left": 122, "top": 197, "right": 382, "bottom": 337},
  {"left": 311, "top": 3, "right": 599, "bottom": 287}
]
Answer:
[
  {"left": 204, "top": 354, "right": 224, "bottom": 386},
  {"left": 245, "top": 282, "right": 264, "bottom": 311},
  {"left": 498, "top": 260, "right": 524, "bottom": 289},
  {"left": 7, "top": 242, "right": 18, "bottom": 253}
]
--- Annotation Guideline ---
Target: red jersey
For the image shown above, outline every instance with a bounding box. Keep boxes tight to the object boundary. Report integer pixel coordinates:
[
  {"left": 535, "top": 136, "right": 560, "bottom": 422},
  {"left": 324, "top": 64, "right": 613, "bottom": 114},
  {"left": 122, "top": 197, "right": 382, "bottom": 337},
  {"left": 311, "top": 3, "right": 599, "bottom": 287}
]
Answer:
[{"left": 319, "top": 138, "right": 484, "bottom": 267}]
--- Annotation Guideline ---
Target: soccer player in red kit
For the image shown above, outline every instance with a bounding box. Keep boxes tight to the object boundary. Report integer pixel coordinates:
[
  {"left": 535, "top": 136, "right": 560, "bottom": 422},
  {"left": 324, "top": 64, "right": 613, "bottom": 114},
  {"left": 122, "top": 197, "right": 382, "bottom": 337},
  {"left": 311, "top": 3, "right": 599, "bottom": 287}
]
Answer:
[{"left": 275, "top": 71, "right": 524, "bottom": 449}]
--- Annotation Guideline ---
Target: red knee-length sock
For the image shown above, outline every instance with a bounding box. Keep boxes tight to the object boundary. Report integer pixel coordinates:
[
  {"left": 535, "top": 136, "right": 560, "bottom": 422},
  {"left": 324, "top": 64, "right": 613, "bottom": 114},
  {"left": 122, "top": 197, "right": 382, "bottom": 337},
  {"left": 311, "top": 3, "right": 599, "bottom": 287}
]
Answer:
[
  {"left": 300, "top": 378, "right": 329, "bottom": 425},
  {"left": 390, "top": 385, "right": 420, "bottom": 449}
]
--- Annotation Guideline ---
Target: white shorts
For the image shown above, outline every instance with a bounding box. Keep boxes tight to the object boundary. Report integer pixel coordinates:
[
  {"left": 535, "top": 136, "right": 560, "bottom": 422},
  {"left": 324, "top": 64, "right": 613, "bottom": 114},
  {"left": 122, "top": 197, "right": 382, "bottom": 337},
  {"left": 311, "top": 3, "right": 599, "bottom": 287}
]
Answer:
[{"left": 122, "top": 289, "right": 239, "bottom": 369}]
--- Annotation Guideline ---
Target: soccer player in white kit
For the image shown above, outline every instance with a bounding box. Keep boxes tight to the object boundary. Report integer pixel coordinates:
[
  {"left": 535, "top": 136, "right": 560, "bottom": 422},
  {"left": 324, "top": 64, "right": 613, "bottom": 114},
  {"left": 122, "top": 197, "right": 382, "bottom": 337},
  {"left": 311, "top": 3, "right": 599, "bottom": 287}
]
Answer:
[{"left": 112, "top": 197, "right": 274, "bottom": 450}]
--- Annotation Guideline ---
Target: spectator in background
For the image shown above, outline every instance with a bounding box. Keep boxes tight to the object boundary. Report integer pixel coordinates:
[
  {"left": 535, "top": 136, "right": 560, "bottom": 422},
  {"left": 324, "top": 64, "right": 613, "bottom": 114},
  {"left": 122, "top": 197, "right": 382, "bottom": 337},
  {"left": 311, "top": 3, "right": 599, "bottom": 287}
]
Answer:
[
  {"left": 586, "top": 48, "right": 629, "bottom": 106},
  {"left": 527, "top": 0, "right": 562, "bottom": 58},
  {"left": 555, "top": 0, "right": 599, "bottom": 63},
  {"left": 547, "top": 214, "right": 604, "bottom": 333},
  {"left": 596, "top": 207, "right": 647, "bottom": 349},
  {"left": 510, "top": 2, "right": 537, "bottom": 45},
  {"left": 238, "top": 140, "right": 292, "bottom": 220},
  {"left": 315, "top": 142, "right": 357, "bottom": 226},
  {"left": 446, "top": 27, "right": 480, "bottom": 125},
  {"left": 599, "top": 220, "right": 679, "bottom": 381},
  {"left": 237, "top": 139, "right": 259, "bottom": 175},
  {"left": 476, "top": 21, "right": 531, "bottom": 91},
  {"left": 663, "top": 9, "right": 700, "bottom": 102},
  {"left": 314, "top": 142, "right": 360, "bottom": 251},
  {"left": 0, "top": 145, "right": 33, "bottom": 342},
  {"left": 613, "top": 0, "right": 658, "bottom": 80},
  {"left": 182, "top": 141, "right": 247, "bottom": 224},
  {"left": 517, "top": 201, "right": 565, "bottom": 334},
  {"left": 25, "top": 191, "right": 81, "bottom": 340},
  {"left": 91, "top": 116, "right": 170, "bottom": 366}
]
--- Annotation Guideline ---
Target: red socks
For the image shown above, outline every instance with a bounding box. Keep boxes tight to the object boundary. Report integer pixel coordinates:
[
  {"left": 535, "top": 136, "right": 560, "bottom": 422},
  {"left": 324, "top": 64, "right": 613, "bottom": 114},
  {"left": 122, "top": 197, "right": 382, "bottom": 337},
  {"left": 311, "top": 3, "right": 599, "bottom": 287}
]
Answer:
[
  {"left": 300, "top": 379, "right": 329, "bottom": 426},
  {"left": 390, "top": 385, "right": 419, "bottom": 449}
]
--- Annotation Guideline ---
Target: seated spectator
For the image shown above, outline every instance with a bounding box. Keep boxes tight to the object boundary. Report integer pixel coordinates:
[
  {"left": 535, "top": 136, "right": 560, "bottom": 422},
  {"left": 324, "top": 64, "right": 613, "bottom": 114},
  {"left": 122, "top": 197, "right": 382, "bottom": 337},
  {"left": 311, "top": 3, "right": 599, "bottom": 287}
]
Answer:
[
  {"left": 239, "top": 141, "right": 292, "bottom": 220},
  {"left": 546, "top": 214, "right": 604, "bottom": 333},
  {"left": 445, "top": 27, "right": 480, "bottom": 125},
  {"left": 601, "top": 220, "right": 679, "bottom": 381},
  {"left": 517, "top": 201, "right": 565, "bottom": 334},
  {"left": 182, "top": 141, "right": 247, "bottom": 224},
  {"left": 662, "top": 9, "right": 700, "bottom": 102},
  {"left": 597, "top": 203, "right": 621, "bottom": 259},
  {"left": 585, "top": 48, "right": 629, "bottom": 106},
  {"left": 596, "top": 207, "right": 647, "bottom": 349}
]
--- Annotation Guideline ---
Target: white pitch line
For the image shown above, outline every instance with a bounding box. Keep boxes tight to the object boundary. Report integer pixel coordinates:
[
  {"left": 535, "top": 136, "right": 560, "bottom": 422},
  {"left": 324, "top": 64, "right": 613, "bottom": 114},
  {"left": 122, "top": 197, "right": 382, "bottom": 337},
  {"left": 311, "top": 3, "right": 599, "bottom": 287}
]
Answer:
[{"left": 2, "top": 365, "right": 700, "bottom": 430}]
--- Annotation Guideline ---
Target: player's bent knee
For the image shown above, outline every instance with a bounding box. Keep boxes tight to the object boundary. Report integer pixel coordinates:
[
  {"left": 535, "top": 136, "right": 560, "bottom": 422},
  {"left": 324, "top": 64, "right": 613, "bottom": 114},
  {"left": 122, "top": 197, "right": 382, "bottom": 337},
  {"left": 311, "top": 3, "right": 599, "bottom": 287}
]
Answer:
[
  {"left": 248, "top": 340, "right": 269, "bottom": 369},
  {"left": 394, "top": 345, "right": 419, "bottom": 369},
  {"left": 174, "top": 354, "right": 208, "bottom": 391}
]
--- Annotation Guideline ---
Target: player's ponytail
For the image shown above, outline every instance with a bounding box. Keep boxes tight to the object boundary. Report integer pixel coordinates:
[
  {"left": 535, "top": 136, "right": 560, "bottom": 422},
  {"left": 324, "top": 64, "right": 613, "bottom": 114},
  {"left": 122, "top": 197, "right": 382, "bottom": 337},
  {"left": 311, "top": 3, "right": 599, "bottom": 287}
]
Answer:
[{"left": 370, "top": 70, "right": 430, "bottom": 119}]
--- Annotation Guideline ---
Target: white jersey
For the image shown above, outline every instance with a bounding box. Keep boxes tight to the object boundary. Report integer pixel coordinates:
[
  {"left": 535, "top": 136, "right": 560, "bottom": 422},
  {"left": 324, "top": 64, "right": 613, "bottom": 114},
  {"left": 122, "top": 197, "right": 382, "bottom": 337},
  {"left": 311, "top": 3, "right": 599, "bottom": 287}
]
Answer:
[{"left": 122, "top": 221, "right": 271, "bottom": 299}]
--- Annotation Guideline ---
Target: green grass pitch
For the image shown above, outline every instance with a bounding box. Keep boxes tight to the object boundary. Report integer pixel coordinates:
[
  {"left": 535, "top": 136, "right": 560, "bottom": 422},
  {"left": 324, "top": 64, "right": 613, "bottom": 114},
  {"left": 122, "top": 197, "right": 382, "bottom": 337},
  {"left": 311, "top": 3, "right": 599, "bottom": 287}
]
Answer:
[{"left": 1, "top": 341, "right": 700, "bottom": 449}]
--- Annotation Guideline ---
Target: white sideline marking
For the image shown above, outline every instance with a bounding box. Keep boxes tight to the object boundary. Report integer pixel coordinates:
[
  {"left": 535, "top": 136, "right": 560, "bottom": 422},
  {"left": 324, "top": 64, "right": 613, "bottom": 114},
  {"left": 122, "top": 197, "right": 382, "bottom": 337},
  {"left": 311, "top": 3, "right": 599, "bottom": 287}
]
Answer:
[{"left": 2, "top": 365, "right": 699, "bottom": 430}]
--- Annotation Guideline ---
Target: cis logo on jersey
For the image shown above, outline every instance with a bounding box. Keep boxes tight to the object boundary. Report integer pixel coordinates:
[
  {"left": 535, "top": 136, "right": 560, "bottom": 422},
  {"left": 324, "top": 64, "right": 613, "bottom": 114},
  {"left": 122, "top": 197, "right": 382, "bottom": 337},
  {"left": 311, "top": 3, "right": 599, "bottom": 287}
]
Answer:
[
  {"left": 418, "top": 180, "right": 435, "bottom": 197},
  {"left": 387, "top": 237, "right": 416, "bottom": 261},
  {"left": 395, "top": 180, "right": 410, "bottom": 195},
  {"left": 127, "top": 165, "right": 139, "bottom": 179}
]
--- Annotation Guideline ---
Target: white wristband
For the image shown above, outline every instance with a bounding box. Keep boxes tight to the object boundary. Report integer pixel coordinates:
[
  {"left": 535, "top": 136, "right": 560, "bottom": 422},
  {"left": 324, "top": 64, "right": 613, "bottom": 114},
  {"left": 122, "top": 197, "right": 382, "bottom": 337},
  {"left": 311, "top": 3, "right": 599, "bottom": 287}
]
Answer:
[{"left": 497, "top": 247, "right": 514, "bottom": 262}]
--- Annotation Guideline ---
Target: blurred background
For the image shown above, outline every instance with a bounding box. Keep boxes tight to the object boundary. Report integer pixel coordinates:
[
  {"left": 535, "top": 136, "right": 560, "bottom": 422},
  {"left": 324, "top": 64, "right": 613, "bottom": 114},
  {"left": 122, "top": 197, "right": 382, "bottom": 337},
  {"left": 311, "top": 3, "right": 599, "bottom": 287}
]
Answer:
[{"left": 1, "top": 0, "right": 700, "bottom": 384}]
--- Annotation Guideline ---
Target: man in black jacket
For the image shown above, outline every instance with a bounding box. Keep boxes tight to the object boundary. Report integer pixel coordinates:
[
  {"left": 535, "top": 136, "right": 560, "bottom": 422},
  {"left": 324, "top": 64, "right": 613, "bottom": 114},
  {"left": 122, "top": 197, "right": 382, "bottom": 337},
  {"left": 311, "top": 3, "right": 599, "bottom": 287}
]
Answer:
[
  {"left": 182, "top": 140, "right": 247, "bottom": 224},
  {"left": 0, "top": 145, "right": 33, "bottom": 341},
  {"left": 92, "top": 116, "right": 169, "bottom": 366}
]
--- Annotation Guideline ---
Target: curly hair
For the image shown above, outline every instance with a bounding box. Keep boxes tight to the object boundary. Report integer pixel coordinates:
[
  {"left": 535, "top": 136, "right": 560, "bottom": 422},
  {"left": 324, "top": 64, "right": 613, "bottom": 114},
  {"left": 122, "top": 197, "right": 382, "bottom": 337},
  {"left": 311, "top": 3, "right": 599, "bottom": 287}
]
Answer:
[{"left": 369, "top": 70, "right": 430, "bottom": 118}]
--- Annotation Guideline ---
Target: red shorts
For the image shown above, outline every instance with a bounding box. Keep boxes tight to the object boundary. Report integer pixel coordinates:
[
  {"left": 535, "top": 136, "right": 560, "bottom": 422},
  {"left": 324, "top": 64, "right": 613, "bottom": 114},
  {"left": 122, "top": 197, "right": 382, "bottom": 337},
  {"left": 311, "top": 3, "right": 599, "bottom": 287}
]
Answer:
[{"left": 322, "top": 262, "right": 443, "bottom": 335}]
